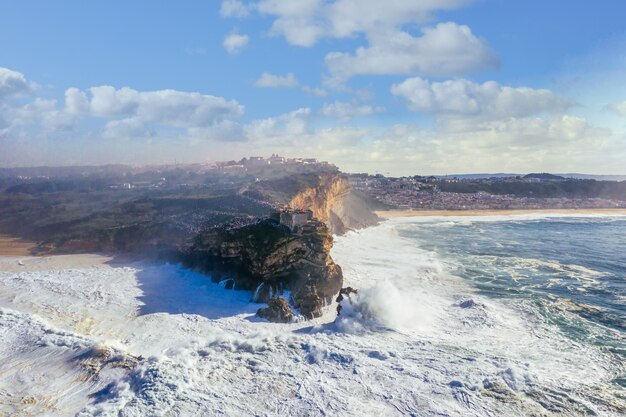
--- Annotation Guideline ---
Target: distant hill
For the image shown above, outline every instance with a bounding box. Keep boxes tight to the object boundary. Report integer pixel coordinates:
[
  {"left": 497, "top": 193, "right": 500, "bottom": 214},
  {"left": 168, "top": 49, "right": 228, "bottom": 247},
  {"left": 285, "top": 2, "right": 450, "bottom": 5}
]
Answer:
[
  {"left": 523, "top": 173, "right": 566, "bottom": 180},
  {"left": 435, "top": 173, "right": 520, "bottom": 179},
  {"left": 435, "top": 173, "right": 626, "bottom": 181},
  {"left": 559, "top": 173, "right": 626, "bottom": 181}
]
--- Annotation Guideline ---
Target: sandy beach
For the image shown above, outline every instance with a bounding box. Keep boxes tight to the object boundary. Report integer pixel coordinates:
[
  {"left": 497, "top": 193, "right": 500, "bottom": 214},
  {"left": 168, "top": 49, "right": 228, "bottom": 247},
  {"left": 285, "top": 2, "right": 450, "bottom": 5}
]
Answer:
[
  {"left": 375, "top": 208, "right": 626, "bottom": 218},
  {"left": 0, "top": 253, "right": 114, "bottom": 273},
  {"left": 0, "top": 234, "right": 36, "bottom": 257},
  {"left": 0, "top": 234, "right": 115, "bottom": 272}
]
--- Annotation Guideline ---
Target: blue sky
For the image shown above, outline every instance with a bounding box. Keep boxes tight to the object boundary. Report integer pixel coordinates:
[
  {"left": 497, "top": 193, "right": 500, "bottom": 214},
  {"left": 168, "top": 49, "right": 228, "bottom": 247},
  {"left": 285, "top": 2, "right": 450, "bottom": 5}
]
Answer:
[{"left": 1, "top": 0, "right": 626, "bottom": 174}]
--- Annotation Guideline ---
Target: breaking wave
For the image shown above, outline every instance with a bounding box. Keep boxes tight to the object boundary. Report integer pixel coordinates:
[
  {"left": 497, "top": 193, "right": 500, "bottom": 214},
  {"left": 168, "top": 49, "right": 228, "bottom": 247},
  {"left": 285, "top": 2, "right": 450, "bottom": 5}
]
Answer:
[{"left": 0, "top": 214, "right": 624, "bottom": 416}]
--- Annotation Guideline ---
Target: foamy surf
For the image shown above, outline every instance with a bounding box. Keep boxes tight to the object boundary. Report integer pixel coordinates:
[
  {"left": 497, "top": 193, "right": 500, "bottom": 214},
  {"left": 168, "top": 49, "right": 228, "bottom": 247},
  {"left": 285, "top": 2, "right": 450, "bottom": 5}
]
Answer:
[{"left": 0, "top": 216, "right": 624, "bottom": 416}]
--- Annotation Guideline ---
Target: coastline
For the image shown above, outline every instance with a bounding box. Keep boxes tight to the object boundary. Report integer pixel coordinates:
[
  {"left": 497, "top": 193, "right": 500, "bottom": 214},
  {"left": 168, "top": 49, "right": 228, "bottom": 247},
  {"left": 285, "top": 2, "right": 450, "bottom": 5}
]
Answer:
[
  {"left": 0, "top": 252, "right": 113, "bottom": 272},
  {"left": 375, "top": 208, "right": 626, "bottom": 218},
  {"left": 0, "top": 234, "right": 36, "bottom": 257}
]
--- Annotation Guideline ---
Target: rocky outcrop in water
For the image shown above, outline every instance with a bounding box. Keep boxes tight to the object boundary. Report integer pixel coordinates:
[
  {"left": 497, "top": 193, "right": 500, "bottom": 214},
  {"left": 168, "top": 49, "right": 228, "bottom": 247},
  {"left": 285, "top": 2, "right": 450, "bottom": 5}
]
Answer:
[
  {"left": 181, "top": 218, "right": 343, "bottom": 319},
  {"left": 256, "top": 297, "right": 295, "bottom": 323},
  {"left": 336, "top": 286, "right": 358, "bottom": 315}
]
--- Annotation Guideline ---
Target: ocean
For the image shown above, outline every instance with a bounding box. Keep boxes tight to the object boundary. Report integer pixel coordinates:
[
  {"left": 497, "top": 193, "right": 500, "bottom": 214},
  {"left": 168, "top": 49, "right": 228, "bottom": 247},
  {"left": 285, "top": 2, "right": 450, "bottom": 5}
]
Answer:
[
  {"left": 397, "top": 215, "right": 626, "bottom": 369},
  {"left": 0, "top": 215, "right": 624, "bottom": 416},
  {"left": 334, "top": 214, "right": 625, "bottom": 416}
]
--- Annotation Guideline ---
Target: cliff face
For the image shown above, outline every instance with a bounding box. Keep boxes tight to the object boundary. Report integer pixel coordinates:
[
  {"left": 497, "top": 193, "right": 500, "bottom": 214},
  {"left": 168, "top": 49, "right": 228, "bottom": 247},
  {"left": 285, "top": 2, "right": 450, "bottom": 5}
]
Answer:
[
  {"left": 288, "top": 174, "right": 379, "bottom": 235},
  {"left": 35, "top": 171, "right": 371, "bottom": 322},
  {"left": 181, "top": 219, "right": 342, "bottom": 320}
]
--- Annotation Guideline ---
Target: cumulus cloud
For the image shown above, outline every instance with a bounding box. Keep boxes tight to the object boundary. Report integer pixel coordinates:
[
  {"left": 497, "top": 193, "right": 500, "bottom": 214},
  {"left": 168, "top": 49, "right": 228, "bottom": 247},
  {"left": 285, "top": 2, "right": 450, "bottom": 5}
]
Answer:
[
  {"left": 607, "top": 101, "right": 626, "bottom": 117},
  {"left": 249, "top": 1, "right": 492, "bottom": 82},
  {"left": 64, "top": 87, "right": 89, "bottom": 115},
  {"left": 235, "top": 105, "right": 614, "bottom": 176},
  {"left": 301, "top": 86, "right": 328, "bottom": 97},
  {"left": 85, "top": 86, "right": 244, "bottom": 128},
  {"left": 315, "top": 114, "right": 611, "bottom": 175},
  {"left": 326, "top": 23, "right": 497, "bottom": 81},
  {"left": 256, "top": 0, "right": 471, "bottom": 46},
  {"left": 391, "top": 77, "right": 573, "bottom": 120},
  {"left": 0, "top": 67, "right": 33, "bottom": 100},
  {"left": 223, "top": 31, "right": 250, "bottom": 54},
  {"left": 220, "top": 0, "right": 253, "bottom": 18},
  {"left": 321, "top": 101, "right": 385, "bottom": 119},
  {"left": 0, "top": 68, "right": 246, "bottom": 142},
  {"left": 102, "top": 117, "right": 154, "bottom": 140},
  {"left": 245, "top": 107, "right": 312, "bottom": 142},
  {"left": 255, "top": 72, "right": 299, "bottom": 88},
  {"left": 255, "top": 72, "right": 327, "bottom": 96},
  {"left": 0, "top": 71, "right": 83, "bottom": 136}
]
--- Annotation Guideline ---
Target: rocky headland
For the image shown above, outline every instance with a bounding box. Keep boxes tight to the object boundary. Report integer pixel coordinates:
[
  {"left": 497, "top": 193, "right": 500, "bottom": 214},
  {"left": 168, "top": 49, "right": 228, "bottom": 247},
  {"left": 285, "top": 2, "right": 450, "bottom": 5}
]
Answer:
[
  {"left": 0, "top": 167, "right": 378, "bottom": 322},
  {"left": 181, "top": 218, "right": 343, "bottom": 320}
]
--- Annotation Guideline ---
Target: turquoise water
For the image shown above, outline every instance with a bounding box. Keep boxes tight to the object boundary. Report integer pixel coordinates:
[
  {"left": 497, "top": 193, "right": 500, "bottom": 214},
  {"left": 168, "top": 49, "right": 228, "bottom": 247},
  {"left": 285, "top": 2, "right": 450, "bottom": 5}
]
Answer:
[{"left": 397, "top": 216, "right": 626, "bottom": 387}]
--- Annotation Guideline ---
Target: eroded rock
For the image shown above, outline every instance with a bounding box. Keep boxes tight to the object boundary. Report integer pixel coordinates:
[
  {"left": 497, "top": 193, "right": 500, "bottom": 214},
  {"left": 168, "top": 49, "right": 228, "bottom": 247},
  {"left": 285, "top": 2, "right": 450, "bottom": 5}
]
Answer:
[
  {"left": 182, "top": 219, "right": 343, "bottom": 319},
  {"left": 256, "top": 297, "right": 294, "bottom": 323}
]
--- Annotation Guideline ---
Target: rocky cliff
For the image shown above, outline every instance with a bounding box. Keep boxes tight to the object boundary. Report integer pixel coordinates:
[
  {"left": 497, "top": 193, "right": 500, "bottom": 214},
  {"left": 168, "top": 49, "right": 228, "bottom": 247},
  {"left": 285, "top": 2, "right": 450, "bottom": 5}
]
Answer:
[
  {"left": 31, "top": 171, "right": 373, "bottom": 322},
  {"left": 247, "top": 173, "right": 379, "bottom": 235},
  {"left": 181, "top": 219, "right": 342, "bottom": 321}
]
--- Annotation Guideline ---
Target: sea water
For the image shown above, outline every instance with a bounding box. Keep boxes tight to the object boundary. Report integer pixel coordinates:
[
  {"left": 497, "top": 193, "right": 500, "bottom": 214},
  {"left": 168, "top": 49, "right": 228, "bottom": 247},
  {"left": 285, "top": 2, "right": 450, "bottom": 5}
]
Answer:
[
  {"left": 396, "top": 215, "right": 626, "bottom": 366},
  {"left": 0, "top": 215, "right": 624, "bottom": 416},
  {"left": 333, "top": 214, "right": 626, "bottom": 415}
]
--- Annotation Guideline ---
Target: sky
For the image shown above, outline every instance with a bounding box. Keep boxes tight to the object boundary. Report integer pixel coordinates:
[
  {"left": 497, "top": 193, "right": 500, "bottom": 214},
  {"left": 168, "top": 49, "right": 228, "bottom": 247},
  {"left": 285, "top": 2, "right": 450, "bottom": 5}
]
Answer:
[{"left": 1, "top": 0, "right": 626, "bottom": 175}]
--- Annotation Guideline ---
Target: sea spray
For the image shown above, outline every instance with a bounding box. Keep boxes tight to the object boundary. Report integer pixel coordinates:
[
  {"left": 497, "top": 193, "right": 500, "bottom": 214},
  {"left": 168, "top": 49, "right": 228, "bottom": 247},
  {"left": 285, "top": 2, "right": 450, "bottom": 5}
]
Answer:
[{"left": 336, "top": 279, "right": 437, "bottom": 332}]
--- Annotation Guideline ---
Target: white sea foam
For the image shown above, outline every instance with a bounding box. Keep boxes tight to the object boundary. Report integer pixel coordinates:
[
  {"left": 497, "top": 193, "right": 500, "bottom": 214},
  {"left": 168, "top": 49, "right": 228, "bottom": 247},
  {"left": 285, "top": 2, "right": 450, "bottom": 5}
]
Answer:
[
  {"left": 0, "top": 219, "right": 623, "bottom": 416},
  {"left": 388, "top": 212, "right": 626, "bottom": 227}
]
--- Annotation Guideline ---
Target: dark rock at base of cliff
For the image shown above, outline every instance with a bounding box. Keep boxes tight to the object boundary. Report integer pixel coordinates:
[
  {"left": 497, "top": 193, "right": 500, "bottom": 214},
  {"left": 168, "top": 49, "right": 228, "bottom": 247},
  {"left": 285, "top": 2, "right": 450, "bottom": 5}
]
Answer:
[
  {"left": 182, "top": 218, "right": 343, "bottom": 320},
  {"left": 336, "top": 286, "right": 358, "bottom": 315},
  {"left": 257, "top": 297, "right": 295, "bottom": 323}
]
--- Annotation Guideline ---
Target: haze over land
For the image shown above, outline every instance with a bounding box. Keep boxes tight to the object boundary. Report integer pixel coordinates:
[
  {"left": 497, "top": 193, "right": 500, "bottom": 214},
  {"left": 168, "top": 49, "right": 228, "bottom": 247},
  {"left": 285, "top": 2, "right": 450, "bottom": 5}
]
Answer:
[
  {"left": 1, "top": 1, "right": 626, "bottom": 175},
  {"left": 1, "top": 2, "right": 626, "bottom": 416}
]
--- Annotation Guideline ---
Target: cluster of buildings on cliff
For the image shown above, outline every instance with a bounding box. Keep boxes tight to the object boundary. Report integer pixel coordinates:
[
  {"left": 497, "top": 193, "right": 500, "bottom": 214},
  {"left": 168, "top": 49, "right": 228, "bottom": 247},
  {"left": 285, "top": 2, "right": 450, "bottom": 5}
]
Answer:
[
  {"left": 349, "top": 173, "right": 626, "bottom": 210},
  {"left": 215, "top": 155, "right": 333, "bottom": 173}
]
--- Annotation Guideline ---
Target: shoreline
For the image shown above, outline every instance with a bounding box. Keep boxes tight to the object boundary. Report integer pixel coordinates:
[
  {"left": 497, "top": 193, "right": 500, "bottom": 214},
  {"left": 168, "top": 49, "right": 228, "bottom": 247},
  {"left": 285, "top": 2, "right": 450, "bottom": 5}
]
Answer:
[
  {"left": 0, "top": 252, "right": 113, "bottom": 272},
  {"left": 0, "top": 234, "right": 36, "bottom": 257},
  {"left": 375, "top": 208, "right": 626, "bottom": 218}
]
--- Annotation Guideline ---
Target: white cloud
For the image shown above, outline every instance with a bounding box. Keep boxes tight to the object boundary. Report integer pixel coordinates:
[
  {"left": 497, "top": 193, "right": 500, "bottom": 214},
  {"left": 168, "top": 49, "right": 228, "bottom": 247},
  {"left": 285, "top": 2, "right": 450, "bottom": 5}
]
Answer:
[
  {"left": 256, "top": 0, "right": 471, "bottom": 46},
  {"left": 187, "top": 120, "right": 246, "bottom": 142},
  {"left": 0, "top": 71, "right": 246, "bottom": 142},
  {"left": 607, "top": 101, "right": 626, "bottom": 117},
  {"left": 226, "top": 2, "right": 493, "bottom": 83},
  {"left": 102, "top": 117, "right": 154, "bottom": 140},
  {"left": 86, "top": 86, "right": 244, "bottom": 128},
  {"left": 391, "top": 77, "right": 573, "bottom": 120},
  {"left": 245, "top": 107, "right": 312, "bottom": 141},
  {"left": 0, "top": 67, "right": 33, "bottom": 100},
  {"left": 0, "top": 96, "right": 80, "bottom": 138},
  {"left": 254, "top": 72, "right": 327, "bottom": 96},
  {"left": 255, "top": 72, "right": 299, "bottom": 88},
  {"left": 301, "top": 86, "right": 328, "bottom": 97},
  {"left": 220, "top": 0, "right": 253, "bottom": 18},
  {"left": 321, "top": 101, "right": 384, "bottom": 119},
  {"left": 223, "top": 31, "right": 250, "bottom": 54},
  {"left": 320, "top": 115, "right": 613, "bottom": 175},
  {"left": 326, "top": 23, "right": 497, "bottom": 81},
  {"left": 64, "top": 87, "right": 89, "bottom": 115},
  {"left": 92, "top": 86, "right": 244, "bottom": 140},
  {"left": 257, "top": 0, "right": 325, "bottom": 47}
]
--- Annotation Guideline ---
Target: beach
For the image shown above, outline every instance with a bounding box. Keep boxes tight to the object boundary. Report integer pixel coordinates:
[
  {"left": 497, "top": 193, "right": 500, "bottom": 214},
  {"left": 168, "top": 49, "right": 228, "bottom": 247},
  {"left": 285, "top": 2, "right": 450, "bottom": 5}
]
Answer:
[
  {"left": 0, "top": 234, "right": 35, "bottom": 257},
  {"left": 375, "top": 208, "right": 626, "bottom": 218}
]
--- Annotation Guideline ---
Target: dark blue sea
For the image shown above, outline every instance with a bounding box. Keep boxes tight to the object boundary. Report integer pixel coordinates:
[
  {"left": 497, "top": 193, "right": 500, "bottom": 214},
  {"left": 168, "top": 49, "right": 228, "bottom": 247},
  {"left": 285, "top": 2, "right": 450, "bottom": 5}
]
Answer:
[{"left": 398, "top": 215, "right": 626, "bottom": 386}]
